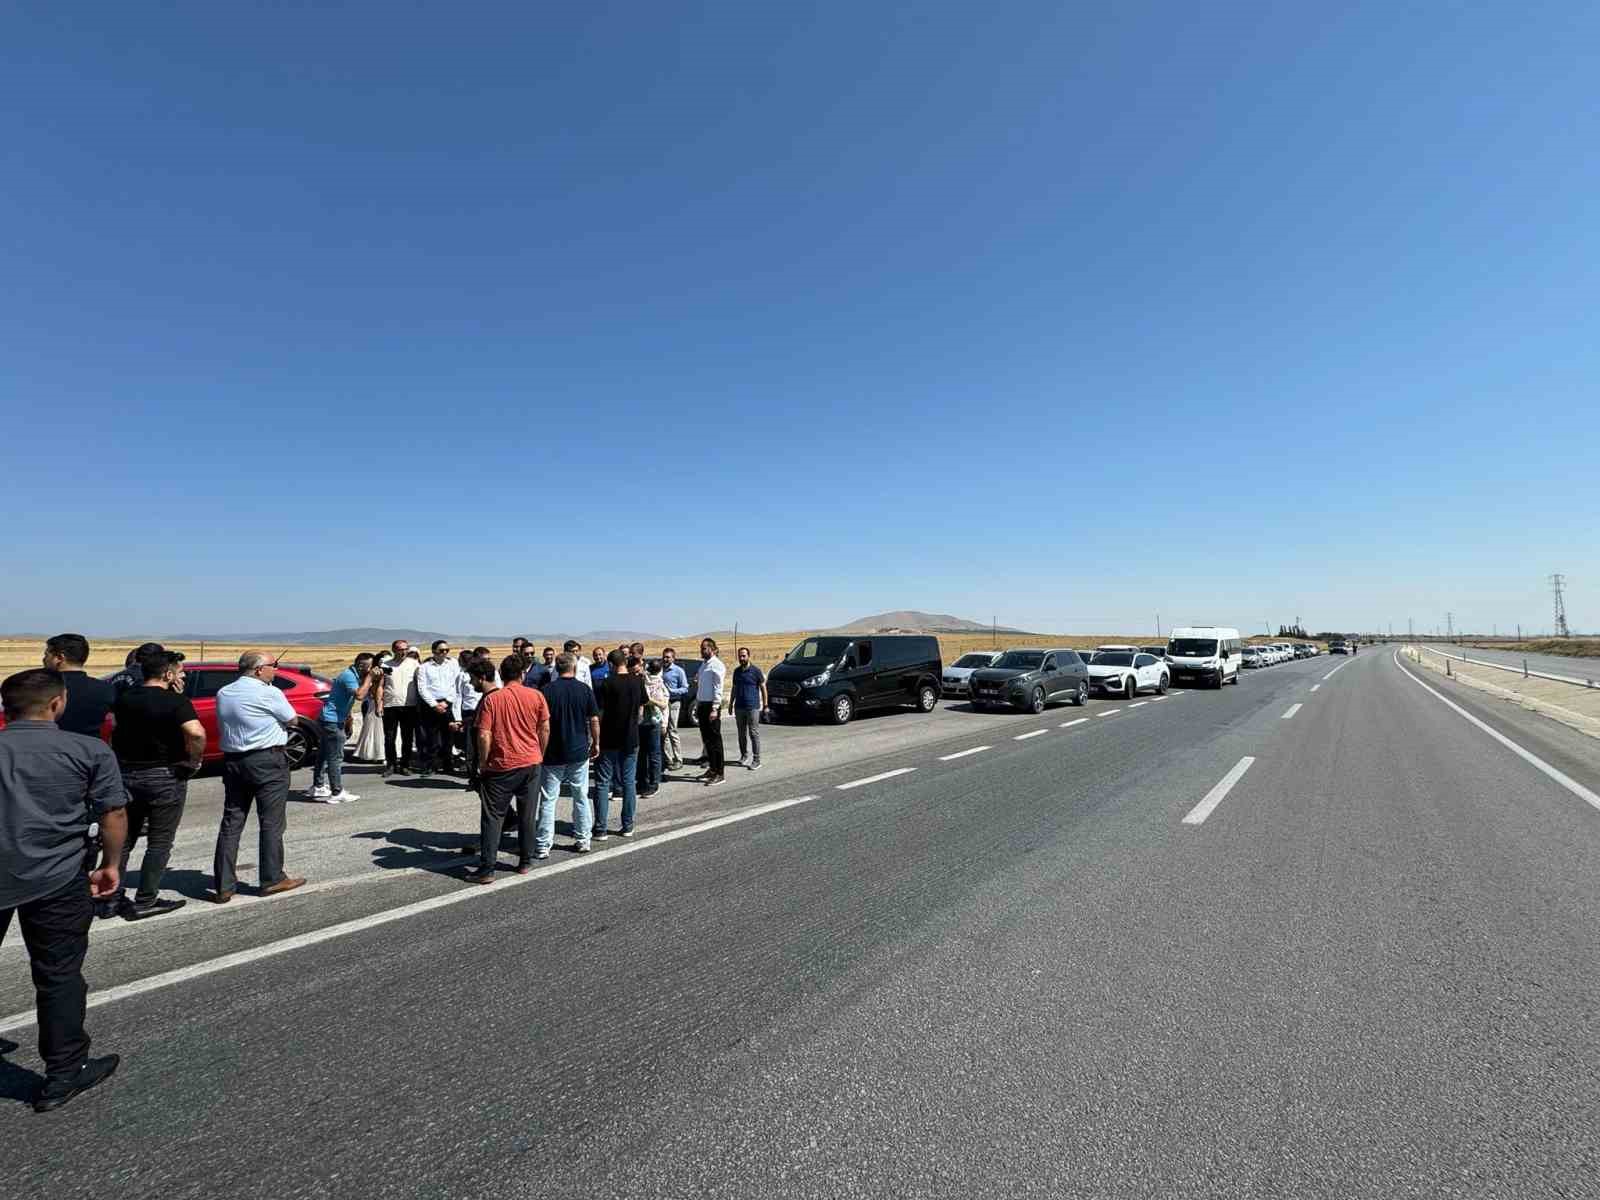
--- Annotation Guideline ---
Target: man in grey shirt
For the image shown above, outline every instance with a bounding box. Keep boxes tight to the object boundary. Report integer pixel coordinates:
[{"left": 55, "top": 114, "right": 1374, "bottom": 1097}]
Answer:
[{"left": 0, "top": 669, "right": 128, "bottom": 1113}]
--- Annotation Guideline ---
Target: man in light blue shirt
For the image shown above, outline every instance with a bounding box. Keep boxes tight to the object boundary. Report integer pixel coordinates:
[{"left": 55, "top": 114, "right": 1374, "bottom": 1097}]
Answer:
[
  {"left": 211, "top": 652, "right": 306, "bottom": 903},
  {"left": 659, "top": 647, "right": 689, "bottom": 771},
  {"left": 308, "top": 652, "right": 376, "bottom": 804}
]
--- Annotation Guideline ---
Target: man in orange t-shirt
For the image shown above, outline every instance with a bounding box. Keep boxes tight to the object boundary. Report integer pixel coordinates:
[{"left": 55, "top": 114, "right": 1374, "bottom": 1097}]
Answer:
[{"left": 466, "top": 656, "right": 550, "bottom": 883}]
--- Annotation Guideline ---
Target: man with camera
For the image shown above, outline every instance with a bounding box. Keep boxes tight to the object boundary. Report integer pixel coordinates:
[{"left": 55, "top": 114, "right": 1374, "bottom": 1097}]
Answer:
[
  {"left": 108, "top": 647, "right": 205, "bottom": 919},
  {"left": 307, "top": 652, "right": 379, "bottom": 803}
]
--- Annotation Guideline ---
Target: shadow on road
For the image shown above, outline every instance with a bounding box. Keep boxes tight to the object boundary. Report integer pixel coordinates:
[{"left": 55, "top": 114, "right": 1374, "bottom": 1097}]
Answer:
[{"left": 0, "top": 1039, "right": 42, "bottom": 1108}]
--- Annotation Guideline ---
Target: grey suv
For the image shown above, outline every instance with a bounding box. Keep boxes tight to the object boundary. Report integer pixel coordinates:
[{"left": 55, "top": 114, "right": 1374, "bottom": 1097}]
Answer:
[{"left": 968, "top": 648, "right": 1090, "bottom": 713}]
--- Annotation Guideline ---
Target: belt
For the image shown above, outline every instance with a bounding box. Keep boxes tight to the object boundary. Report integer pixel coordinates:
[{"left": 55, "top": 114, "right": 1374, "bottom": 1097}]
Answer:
[{"left": 222, "top": 745, "right": 286, "bottom": 760}]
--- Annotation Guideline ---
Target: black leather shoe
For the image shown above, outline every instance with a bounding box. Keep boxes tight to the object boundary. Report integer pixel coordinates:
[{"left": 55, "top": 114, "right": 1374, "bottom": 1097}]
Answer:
[
  {"left": 34, "top": 1055, "right": 119, "bottom": 1113},
  {"left": 122, "top": 898, "right": 187, "bottom": 921}
]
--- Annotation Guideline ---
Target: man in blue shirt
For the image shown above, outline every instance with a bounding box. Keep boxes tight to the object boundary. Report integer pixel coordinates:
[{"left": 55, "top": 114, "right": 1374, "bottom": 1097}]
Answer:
[
  {"left": 536, "top": 654, "right": 601, "bottom": 856},
  {"left": 659, "top": 647, "right": 689, "bottom": 771},
  {"left": 729, "top": 646, "right": 768, "bottom": 770},
  {"left": 308, "top": 653, "right": 377, "bottom": 803}
]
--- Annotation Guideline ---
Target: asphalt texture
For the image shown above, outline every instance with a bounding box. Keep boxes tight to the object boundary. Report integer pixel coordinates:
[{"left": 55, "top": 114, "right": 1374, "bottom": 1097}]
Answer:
[
  {"left": 3, "top": 652, "right": 1598, "bottom": 1199},
  {"left": 1428, "top": 643, "right": 1600, "bottom": 684}
]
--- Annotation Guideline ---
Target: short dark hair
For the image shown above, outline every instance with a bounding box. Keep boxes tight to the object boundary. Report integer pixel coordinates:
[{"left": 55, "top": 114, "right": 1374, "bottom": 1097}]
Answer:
[
  {"left": 563, "top": 639, "right": 580, "bottom": 652},
  {"left": 431, "top": 639, "right": 449, "bottom": 652},
  {"left": 629, "top": 642, "right": 644, "bottom": 655},
  {"left": 647, "top": 659, "right": 662, "bottom": 675},
  {"left": 480, "top": 658, "right": 509, "bottom": 684},
  {"left": 354, "top": 652, "right": 375, "bottom": 670},
  {"left": 701, "top": 637, "right": 718, "bottom": 653},
  {"left": 662, "top": 646, "right": 676, "bottom": 658},
  {"left": 125, "top": 641, "right": 163, "bottom": 666},
  {"left": 3, "top": 669, "right": 66, "bottom": 720},
  {"left": 542, "top": 645, "right": 554, "bottom": 655},
  {"left": 138, "top": 648, "right": 180, "bottom": 681},
  {"left": 607, "top": 649, "right": 625, "bottom": 668},
  {"left": 473, "top": 646, "right": 491, "bottom": 657},
  {"left": 626, "top": 655, "right": 641, "bottom": 671},
  {"left": 45, "top": 634, "right": 90, "bottom": 665}
]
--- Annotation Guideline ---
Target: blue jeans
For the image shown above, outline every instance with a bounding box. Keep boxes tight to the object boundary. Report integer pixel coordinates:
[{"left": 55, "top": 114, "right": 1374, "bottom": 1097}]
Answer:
[
  {"left": 594, "top": 748, "right": 638, "bottom": 834},
  {"left": 538, "top": 758, "right": 591, "bottom": 852},
  {"left": 313, "top": 721, "right": 344, "bottom": 792},
  {"left": 638, "top": 724, "right": 662, "bottom": 793}
]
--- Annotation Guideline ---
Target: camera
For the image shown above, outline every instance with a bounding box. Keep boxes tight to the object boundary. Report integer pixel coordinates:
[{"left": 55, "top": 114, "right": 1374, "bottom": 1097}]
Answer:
[{"left": 380, "top": 665, "right": 393, "bottom": 675}]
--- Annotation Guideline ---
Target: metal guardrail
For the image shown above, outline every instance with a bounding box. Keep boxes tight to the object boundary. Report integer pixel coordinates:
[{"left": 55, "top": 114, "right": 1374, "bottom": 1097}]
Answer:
[{"left": 1415, "top": 645, "right": 1598, "bottom": 689}]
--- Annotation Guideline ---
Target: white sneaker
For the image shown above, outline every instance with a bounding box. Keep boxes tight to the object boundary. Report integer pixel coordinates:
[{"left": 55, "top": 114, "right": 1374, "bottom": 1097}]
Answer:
[
  {"left": 329, "top": 791, "right": 359, "bottom": 803},
  {"left": 307, "top": 785, "right": 333, "bottom": 800}
]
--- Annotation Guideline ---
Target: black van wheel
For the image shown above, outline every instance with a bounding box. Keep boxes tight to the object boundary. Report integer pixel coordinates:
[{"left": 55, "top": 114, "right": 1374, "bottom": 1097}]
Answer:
[
  {"left": 830, "top": 694, "right": 854, "bottom": 725},
  {"left": 917, "top": 684, "right": 938, "bottom": 712},
  {"left": 1029, "top": 687, "right": 1046, "bottom": 714},
  {"left": 1074, "top": 681, "right": 1088, "bottom": 706}
]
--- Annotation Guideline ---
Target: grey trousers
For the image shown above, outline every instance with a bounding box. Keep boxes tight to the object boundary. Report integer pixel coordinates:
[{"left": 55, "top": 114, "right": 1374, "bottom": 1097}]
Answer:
[
  {"left": 214, "top": 747, "right": 289, "bottom": 894},
  {"left": 735, "top": 707, "right": 762, "bottom": 764},
  {"left": 664, "top": 702, "right": 683, "bottom": 766}
]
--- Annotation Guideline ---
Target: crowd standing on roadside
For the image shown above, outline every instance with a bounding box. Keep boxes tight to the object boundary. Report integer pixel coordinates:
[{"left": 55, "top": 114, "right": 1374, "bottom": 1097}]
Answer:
[{"left": 0, "top": 632, "right": 773, "bottom": 1111}]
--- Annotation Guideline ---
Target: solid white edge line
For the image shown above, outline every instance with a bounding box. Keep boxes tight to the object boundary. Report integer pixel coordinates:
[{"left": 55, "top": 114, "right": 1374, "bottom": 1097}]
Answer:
[
  {"left": 938, "top": 745, "right": 991, "bottom": 762},
  {"left": 1060, "top": 718, "right": 1089, "bottom": 729},
  {"left": 1322, "top": 661, "right": 1349, "bottom": 681},
  {"left": 1390, "top": 651, "right": 1600, "bottom": 813},
  {"left": 1182, "top": 756, "right": 1256, "bottom": 825},
  {"left": 1128, "top": 701, "right": 1148, "bottom": 708},
  {"left": 836, "top": 767, "right": 916, "bottom": 791},
  {"left": 1096, "top": 708, "right": 1122, "bottom": 717},
  {"left": 1013, "top": 729, "right": 1049, "bottom": 741},
  {"left": 0, "top": 792, "right": 826, "bottom": 1035},
  {"left": 1282, "top": 703, "right": 1302, "bottom": 719}
]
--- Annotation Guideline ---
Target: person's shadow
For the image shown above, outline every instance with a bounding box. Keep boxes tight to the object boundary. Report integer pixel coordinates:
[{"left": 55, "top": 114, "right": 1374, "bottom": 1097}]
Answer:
[
  {"left": 355, "top": 818, "right": 584, "bottom": 876},
  {"left": 0, "top": 1037, "right": 41, "bottom": 1106}
]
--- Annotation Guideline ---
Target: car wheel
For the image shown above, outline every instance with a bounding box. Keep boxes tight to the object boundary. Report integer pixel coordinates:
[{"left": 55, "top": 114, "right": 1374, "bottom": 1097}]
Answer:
[
  {"left": 1157, "top": 672, "right": 1169, "bottom": 695},
  {"left": 1029, "top": 687, "right": 1046, "bottom": 714},
  {"left": 917, "top": 683, "right": 938, "bottom": 713},
  {"left": 284, "top": 724, "right": 314, "bottom": 770},
  {"left": 1125, "top": 675, "right": 1138, "bottom": 698},
  {"left": 1074, "top": 681, "right": 1088, "bottom": 706},
  {"left": 830, "top": 693, "right": 854, "bottom": 725},
  {"left": 1231, "top": 668, "right": 1241, "bottom": 685}
]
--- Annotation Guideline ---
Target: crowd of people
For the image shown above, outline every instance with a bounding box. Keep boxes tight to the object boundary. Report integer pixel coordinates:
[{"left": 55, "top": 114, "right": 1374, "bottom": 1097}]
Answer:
[{"left": 0, "top": 631, "right": 772, "bottom": 1112}]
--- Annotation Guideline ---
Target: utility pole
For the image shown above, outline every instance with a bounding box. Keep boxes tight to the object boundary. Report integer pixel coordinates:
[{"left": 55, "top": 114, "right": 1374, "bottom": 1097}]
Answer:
[
  {"left": 992, "top": 614, "right": 996, "bottom": 648},
  {"left": 1156, "top": 613, "right": 1161, "bottom": 638},
  {"left": 1551, "top": 573, "right": 1571, "bottom": 638},
  {"left": 1446, "top": 612, "right": 1453, "bottom": 642}
]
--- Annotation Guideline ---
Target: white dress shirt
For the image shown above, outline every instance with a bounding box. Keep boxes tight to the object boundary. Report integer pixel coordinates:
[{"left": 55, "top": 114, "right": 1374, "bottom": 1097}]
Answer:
[
  {"left": 696, "top": 655, "right": 726, "bottom": 705},
  {"left": 216, "top": 675, "right": 297, "bottom": 753},
  {"left": 417, "top": 657, "right": 463, "bottom": 719}
]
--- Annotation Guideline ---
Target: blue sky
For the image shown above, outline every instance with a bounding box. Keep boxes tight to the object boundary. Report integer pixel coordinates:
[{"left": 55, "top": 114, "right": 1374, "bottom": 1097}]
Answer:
[{"left": 4, "top": 2, "right": 1595, "bottom": 637}]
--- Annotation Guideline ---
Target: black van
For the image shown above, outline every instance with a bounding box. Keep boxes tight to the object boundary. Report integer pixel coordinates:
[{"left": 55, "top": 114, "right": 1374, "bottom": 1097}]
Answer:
[{"left": 766, "top": 635, "right": 943, "bottom": 725}]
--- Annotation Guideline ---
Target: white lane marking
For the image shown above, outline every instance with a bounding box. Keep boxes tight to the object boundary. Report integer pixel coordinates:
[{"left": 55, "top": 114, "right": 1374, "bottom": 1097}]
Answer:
[
  {"left": 1148, "top": 696, "right": 1167, "bottom": 703},
  {"left": 1128, "top": 701, "right": 1148, "bottom": 709},
  {"left": 1391, "top": 651, "right": 1600, "bottom": 813},
  {"left": 938, "top": 746, "right": 990, "bottom": 762},
  {"left": 1060, "top": 718, "right": 1089, "bottom": 729},
  {"left": 1322, "top": 661, "right": 1350, "bottom": 681},
  {"left": 836, "top": 767, "right": 916, "bottom": 791},
  {"left": 1182, "top": 757, "right": 1257, "bottom": 825},
  {"left": 1282, "top": 703, "right": 1303, "bottom": 719},
  {"left": 1013, "top": 729, "right": 1049, "bottom": 741},
  {"left": 1096, "top": 708, "right": 1122, "bottom": 717},
  {"left": 1310, "top": 684, "right": 1321, "bottom": 692},
  {"left": 0, "top": 793, "right": 824, "bottom": 1034}
]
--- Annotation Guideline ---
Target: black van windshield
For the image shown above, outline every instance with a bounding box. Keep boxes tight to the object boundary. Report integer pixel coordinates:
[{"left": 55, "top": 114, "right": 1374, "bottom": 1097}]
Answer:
[
  {"left": 784, "top": 637, "right": 852, "bottom": 664},
  {"left": 993, "top": 651, "right": 1044, "bottom": 669},
  {"left": 1168, "top": 638, "right": 1219, "bottom": 657}
]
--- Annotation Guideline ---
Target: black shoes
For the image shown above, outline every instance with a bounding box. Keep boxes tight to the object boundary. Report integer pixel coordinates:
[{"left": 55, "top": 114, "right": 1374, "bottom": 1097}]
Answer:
[
  {"left": 465, "top": 867, "right": 497, "bottom": 885},
  {"left": 34, "top": 1055, "right": 119, "bottom": 1113},
  {"left": 121, "top": 897, "right": 187, "bottom": 921}
]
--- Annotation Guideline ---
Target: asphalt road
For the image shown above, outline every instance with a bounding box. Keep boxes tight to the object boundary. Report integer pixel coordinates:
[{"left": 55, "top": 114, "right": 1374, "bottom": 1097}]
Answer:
[
  {"left": 1432, "top": 643, "right": 1600, "bottom": 684},
  {"left": 3, "top": 652, "right": 1598, "bottom": 1199}
]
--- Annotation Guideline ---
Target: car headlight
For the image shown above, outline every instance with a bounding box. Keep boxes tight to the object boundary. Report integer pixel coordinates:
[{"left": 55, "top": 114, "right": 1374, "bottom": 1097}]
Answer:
[{"left": 801, "top": 669, "right": 831, "bottom": 688}]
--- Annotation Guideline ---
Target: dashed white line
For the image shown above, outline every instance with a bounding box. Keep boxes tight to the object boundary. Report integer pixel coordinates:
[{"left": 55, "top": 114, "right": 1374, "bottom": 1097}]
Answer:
[
  {"left": 1392, "top": 651, "right": 1600, "bottom": 813},
  {"left": 836, "top": 767, "right": 916, "bottom": 791},
  {"left": 1148, "top": 696, "right": 1167, "bottom": 703},
  {"left": 0, "top": 792, "right": 825, "bottom": 1034},
  {"left": 1182, "top": 757, "right": 1256, "bottom": 825},
  {"left": 1128, "top": 701, "right": 1148, "bottom": 709},
  {"left": 1096, "top": 708, "right": 1122, "bottom": 718},
  {"left": 1309, "top": 684, "right": 1321, "bottom": 692},
  {"left": 1322, "top": 661, "right": 1350, "bottom": 681},
  {"left": 1282, "top": 703, "right": 1303, "bottom": 719},
  {"left": 938, "top": 746, "right": 991, "bottom": 762},
  {"left": 1060, "top": 718, "right": 1089, "bottom": 729},
  {"left": 1013, "top": 729, "right": 1049, "bottom": 741}
]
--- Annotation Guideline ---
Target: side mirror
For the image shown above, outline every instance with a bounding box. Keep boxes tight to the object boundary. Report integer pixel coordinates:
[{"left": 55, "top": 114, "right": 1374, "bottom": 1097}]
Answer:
[{"left": 1220, "top": 649, "right": 1229, "bottom": 660}]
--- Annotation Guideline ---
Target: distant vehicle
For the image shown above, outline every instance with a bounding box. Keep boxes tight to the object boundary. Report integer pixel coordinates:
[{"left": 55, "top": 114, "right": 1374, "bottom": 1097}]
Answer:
[
  {"left": 1328, "top": 640, "right": 1350, "bottom": 655},
  {"left": 1096, "top": 644, "right": 1141, "bottom": 655},
  {"left": 1140, "top": 645, "right": 1169, "bottom": 660},
  {"left": 969, "top": 649, "right": 1089, "bottom": 713},
  {"left": 941, "top": 650, "right": 1002, "bottom": 697},
  {"left": 1293, "top": 643, "right": 1314, "bottom": 659},
  {"left": 1165, "top": 626, "right": 1243, "bottom": 688},
  {"left": 765, "top": 635, "right": 942, "bottom": 725},
  {"left": 1242, "top": 646, "right": 1266, "bottom": 668},
  {"left": 1087, "top": 651, "right": 1170, "bottom": 698}
]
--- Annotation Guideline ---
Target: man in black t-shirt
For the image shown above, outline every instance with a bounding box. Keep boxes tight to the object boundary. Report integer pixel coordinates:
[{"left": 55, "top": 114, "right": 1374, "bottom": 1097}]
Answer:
[
  {"left": 593, "top": 650, "right": 646, "bottom": 840},
  {"left": 42, "top": 634, "right": 115, "bottom": 739},
  {"left": 109, "top": 649, "right": 206, "bottom": 920}
]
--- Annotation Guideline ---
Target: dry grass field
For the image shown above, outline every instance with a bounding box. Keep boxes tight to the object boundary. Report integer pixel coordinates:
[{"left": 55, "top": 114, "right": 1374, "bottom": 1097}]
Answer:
[
  {"left": 1, "top": 629, "right": 1185, "bottom": 681},
  {"left": 1468, "top": 637, "right": 1600, "bottom": 659}
]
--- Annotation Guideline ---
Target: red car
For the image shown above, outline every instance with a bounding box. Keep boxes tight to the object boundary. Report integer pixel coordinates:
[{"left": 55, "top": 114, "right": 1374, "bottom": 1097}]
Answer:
[{"left": 173, "top": 661, "right": 333, "bottom": 768}]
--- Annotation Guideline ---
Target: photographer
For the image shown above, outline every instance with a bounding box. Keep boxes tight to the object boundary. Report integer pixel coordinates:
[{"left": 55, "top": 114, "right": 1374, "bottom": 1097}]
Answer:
[
  {"left": 108, "top": 648, "right": 204, "bottom": 920},
  {"left": 307, "top": 652, "right": 379, "bottom": 803}
]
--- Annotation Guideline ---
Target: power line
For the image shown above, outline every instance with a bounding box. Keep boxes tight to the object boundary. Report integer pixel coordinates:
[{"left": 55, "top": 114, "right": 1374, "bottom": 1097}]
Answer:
[{"left": 1551, "top": 573, "right": 1571, "bottom": 638}]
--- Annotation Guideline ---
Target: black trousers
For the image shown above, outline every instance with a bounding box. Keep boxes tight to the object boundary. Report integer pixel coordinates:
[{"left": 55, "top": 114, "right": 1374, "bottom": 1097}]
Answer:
[
  {"left": 214, "top": 747, "right": 289, "bottom": 895},
  {"left": 0, "top": 873, "right": 93, "bottom": 1080},
  {"left": 696, "top": 702, "right": 725, "bottom": 775},
  {"left": 416, "top": 704, "right": 456, "bottom": 771},
  {"left": 383, "top": 705, "right": 417, "bottom": 768},
  {"left": 479, "top": 765, "right": 537, "bottom": 870},
  {"left": 460, "top": 709, "right": 480, "bottom": 780},
  {"left": 119, "top": 765, "right": 189, "bottom": 902}
]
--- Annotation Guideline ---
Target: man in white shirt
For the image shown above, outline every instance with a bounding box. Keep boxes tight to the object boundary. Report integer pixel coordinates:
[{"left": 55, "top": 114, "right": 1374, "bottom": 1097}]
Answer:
[
  {"left": 695, "top": 638, "right": 727, "bottom": 785},
  {"left": 562, "top": 639, "right": 592, "bottom": 688},
  {"left": 211, "top": 651, "right": 306, "bottom": 902},
  {"left": 382, "top": 638, "right": 421, "bottom": 775},
  {"left": 415, "top": 639, "right": 463, "bottom": 777}
]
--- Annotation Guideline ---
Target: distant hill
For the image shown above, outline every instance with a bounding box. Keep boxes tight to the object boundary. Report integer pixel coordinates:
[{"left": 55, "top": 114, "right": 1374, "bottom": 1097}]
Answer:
[{"left": 834, "top": 611, "right": 1025, "bottom": 634}]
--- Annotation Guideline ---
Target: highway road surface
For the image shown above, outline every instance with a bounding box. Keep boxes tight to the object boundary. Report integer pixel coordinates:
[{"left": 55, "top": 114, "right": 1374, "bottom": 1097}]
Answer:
[
  {"left": 1431, "top": 642, "right": 1600, "bottom": 684},
  {"left": 3, "top": 651, "right": 1598, "bottom": 1199}
]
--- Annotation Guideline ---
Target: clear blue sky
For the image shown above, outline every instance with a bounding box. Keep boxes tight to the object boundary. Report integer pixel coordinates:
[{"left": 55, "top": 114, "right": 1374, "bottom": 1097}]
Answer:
[{"left": 4, "top": 2, "right": 1595, "bottom": 637}]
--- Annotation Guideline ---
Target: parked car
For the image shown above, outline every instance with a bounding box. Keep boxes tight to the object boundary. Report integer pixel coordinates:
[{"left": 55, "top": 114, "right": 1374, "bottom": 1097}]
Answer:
[
  {"left": 1328, "top": 640, "right": 1350, "bottom": 655},
  {"left": 645, "top": 657, "right": 703, "bottom": 726},
  {"left": 1165, "top": 626, "right": 1243, "bottom": 687},
  {"left": 941, "top": 650, "right": 1002, "bottom": 697},
  {"left": 1096, "top": 643, "right": 1141, "bottom": 656},
  {"left": 175, "top": 661, "right": 332, "bottom": 769},
  {"left": 765, "top": 635, "right": 941, "bottom": 725},
  {"left": 968, "top": 649, "right": 1089, "bottom": 713},
  {"left": 1241, "top": 646, "right": 1265, "bottom": 668},
  {"left": 1140, "top": 645, "right": 1169, "bottom": 659},
  {"left": 1087, "top": 651, "right": 1169, "bottom": 698},
  {"left": 1293, "top": 643, "right": 1314, "bottom": 659}
]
